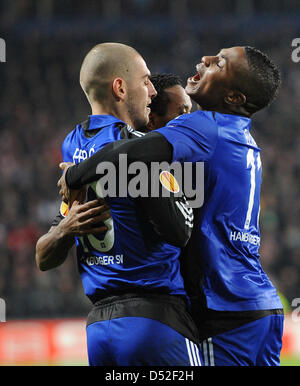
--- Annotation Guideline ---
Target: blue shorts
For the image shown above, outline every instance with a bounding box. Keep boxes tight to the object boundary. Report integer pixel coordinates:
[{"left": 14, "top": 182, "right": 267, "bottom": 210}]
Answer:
[
  {"left": 199, "top": 314, "right": 284, "bottom": 366},
  {"left": 87, "top": 317, "right": 201, "bottom": 366},
  {"left": 86, "top": 294, "right": 201, "bottom": 366}
]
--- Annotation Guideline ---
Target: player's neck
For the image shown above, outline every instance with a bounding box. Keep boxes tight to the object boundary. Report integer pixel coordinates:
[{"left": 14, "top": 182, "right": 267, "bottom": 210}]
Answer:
[
  {"left": 209, "top": 105, "right": 251, "bottom": 118},
  {"left": 90, "top": 101, "right": 112, "bottom": 116},
  {"left": 90, "top": 102, "right": 137, "bottom": 129},
  {"left": 220, "top": 104, "right": 251, "bottom": 118},
  {"left": 198, "top": 102, "right": 251, "bottom": 118}
]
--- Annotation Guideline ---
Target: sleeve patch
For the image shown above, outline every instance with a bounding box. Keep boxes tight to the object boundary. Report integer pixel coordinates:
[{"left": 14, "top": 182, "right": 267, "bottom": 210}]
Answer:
[
  {"left": 159, "top": 171, "right": 180, "bottom": 194},
  {"left": 60, "top": 201, "right": 70, "bottom": 217}
]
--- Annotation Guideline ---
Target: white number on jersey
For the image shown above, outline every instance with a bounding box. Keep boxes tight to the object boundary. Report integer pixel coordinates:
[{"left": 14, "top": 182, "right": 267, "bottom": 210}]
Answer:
[{"left": 244, "top": 149, "right": 261, "bottom": 230}]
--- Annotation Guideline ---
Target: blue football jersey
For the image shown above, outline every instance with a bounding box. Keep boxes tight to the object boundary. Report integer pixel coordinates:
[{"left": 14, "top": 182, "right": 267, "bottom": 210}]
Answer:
[
  {"left": 157, "top": 111, "right": 283, "bottom": 311},
  {"left": 61, "top": 115, "right": 186, "bottom": 302}
]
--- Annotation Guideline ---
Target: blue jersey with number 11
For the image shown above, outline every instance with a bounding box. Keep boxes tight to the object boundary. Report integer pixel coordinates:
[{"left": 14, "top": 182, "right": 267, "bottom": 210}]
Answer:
[{"left": 157, "top": 111, "right": 283, "bottom": 311}]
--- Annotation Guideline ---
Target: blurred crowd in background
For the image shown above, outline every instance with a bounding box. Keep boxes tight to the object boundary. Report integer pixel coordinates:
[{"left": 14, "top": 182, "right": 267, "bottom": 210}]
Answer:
[{"left": 1, "top": 0, "right": 300, "bottom": 319}]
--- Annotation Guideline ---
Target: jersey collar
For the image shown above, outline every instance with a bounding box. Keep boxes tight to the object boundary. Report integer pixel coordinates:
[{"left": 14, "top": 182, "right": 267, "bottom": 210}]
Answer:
[
  {"left": 86, "top": 114, "right": 125, "bottom": 130},
  {"left": 213, "top": 112, "right": 252, "bottom": 132}
]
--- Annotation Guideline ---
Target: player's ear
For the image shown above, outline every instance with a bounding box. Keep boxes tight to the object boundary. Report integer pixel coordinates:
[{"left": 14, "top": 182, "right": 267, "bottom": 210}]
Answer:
[
  {"left": 224, "top": 90, "right": 246, "bottom": 106},
  {"left": 112, "top": 77, "right": 126, "bottom": 101}
]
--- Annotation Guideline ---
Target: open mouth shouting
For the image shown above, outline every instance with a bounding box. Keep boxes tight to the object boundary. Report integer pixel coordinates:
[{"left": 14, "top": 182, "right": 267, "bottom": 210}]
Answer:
[{"left": 187, "top": 64, "right": 204, "bottom": 85}]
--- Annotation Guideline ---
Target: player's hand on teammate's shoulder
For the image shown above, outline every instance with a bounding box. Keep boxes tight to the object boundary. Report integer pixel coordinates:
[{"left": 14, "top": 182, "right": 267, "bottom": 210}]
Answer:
[{"left": 58, "top": 162, "right": 73, "bottom": 204}]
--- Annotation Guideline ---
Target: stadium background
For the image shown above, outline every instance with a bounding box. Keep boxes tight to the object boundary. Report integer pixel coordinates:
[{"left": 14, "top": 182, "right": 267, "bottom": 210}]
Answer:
[{"left": 0, "top": 0, "right": 300, "bottom": 365}]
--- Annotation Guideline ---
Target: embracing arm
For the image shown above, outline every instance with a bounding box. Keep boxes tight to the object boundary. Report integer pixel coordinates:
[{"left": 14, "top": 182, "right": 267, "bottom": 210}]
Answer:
[
  {"left": 64, "top": 132, "right": 173, "bottom": 191},
  {"left": 35, "top": 198, "right": 110, "bottom": 271},
  {"left": 56, "top": 132, "right": 193, "bottom": 248},
  {"left": 56, "top": 130, "right": 195, "bottom": 248},
  {"left": 62, "top": 112, "right": 218, "bottom": 195},
  {"left": 35, "top": 224, "right": 75, "bottom": 271}
]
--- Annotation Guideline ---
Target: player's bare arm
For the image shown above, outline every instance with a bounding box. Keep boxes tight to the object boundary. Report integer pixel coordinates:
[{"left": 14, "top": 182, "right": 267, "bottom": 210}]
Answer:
[{"left": 35, "top": 199, "right": 110, "bottom": 271}]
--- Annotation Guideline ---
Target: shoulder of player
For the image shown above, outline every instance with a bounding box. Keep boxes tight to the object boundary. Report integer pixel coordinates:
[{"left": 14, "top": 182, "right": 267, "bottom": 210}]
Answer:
[
  {"left": 61, "top": 123, "right": 82, "bottom": 161},
  {"left": 166, "top": 110, "right": 217, "bottom": 131},
  {"left": 61, "top": 128, "right": 75, "bottom": 149},
  {"left": 62, "top": 121, "right": 85, "bottom": 143}
]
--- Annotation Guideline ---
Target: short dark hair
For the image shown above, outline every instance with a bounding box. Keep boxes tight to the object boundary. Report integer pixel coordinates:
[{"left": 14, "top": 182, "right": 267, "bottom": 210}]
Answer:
[
  {"left": 150, "top": 73, "right": 183, "bottom": 116},
  {"left": 238, "top": 46, "right": 281, "bottom": 115}
]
